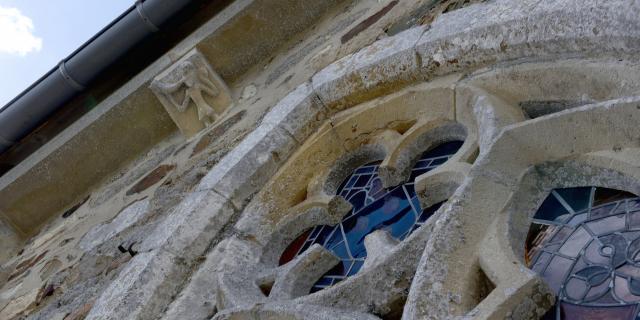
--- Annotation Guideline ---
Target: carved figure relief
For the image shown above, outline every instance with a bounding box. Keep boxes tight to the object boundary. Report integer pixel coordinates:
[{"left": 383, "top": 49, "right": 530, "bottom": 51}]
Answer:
[
  {"left": 154, "top": 61, "right": 219, "bottom": 125},
  {"left": 151, "top": 49, "right": 233, "bottom": 137}
]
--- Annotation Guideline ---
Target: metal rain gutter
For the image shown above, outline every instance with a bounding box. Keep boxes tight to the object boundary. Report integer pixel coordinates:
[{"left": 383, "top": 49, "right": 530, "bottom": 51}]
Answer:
[{"left": 0, "top": 0, "right": 196, "bottom": 155}]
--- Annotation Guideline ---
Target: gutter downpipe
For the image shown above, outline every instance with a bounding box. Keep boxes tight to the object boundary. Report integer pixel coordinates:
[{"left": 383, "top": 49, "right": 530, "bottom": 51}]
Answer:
[{"left": 0, "top": 0, "right": 196, "bottom": 155}]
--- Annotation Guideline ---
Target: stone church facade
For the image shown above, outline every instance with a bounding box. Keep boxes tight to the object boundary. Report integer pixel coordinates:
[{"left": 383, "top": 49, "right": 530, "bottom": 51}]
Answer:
[{"left": 1, "top": 0, "right": 640, "bottom": 319}]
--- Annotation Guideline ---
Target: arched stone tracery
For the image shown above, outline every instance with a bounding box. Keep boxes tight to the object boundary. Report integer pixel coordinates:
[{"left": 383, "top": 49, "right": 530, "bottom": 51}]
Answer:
[
  {"left": 279, "top": 140, "right": 463, "bottom": 293},
  {"left": 215, "top": 78, "right": 476, "bottom": 317}
]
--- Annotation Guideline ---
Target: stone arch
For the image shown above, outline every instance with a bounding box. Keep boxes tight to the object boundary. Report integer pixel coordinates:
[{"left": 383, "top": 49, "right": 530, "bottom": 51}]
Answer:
[{"left": 218, "top": 79, "right": 475, "bottom": 317}]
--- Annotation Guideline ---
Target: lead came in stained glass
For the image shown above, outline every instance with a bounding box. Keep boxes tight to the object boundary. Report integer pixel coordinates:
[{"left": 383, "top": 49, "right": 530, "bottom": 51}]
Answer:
[
  {"left": 279, "top": 141, "right": 463, "bottom": 292},
  {"left": 524, "top": 187, "right": 640, "bottom": 319}
]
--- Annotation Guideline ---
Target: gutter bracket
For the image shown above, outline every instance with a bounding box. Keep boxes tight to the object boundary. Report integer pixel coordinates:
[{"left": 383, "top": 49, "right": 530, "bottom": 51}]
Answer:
[
  {"left": 58, "top": 61, "right": 85, "bottom": 91},
  {"left": 136, "top": 0, "right": 160, "bottom": 33}
]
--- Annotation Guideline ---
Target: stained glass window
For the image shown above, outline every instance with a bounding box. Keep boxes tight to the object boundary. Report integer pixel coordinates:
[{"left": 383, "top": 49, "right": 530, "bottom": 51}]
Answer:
[
  {"left": 280, "top": 141, "right": 463, "bottom": 292},
  {"left": 525, "top": 186, "right": 640, "bottom": 319}
]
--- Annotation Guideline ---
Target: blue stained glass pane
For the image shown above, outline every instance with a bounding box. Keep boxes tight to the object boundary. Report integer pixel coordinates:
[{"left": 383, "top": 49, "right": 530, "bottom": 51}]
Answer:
[
  {"left": 324, "top": 226, "right": 343, "bottom": 249},
  {"left": 424, "top": 141, "right": 464, "bottom": 158},
  {"left": 348, "top": 260, "right": 364, "bottom": 276},
  {"left": 310, "top": 286, "right": 323, "bottom": 293},
  {"left": 314, "top": 277, "right": 333, "bottom": 287},
  {"left": 430, "top": 157, "right": 447, "bottom": 166},
  {"left": 298, "top": 241, "right": 312, "bottom": 255},
  {"left": 309, "top": 226, "right": 322, "bottom": 239},
  {"left": 382, "top": 199, "right": 415, "bottom": 239},
  {"left": 409, "top": 168, "right": 432, "bottom": 181},
  {"left": 342, "top": 189, "right": 358, "bottom": 200},
  {"left": 414, "top": 160, "right": 431, "bottom": 169},
  {"left": 534, "top": 194, "right": 570, "bottom": 223},
  {"left": 353, "top": 175, "right": 372, "bottom": 187},
  {"left": 313, "top": 226, "right": 332, "bottom": 244},
  {"left": 405, "top": 183, "right": 416, "bottom": 196},
  {"left": 554, "top": 187, "right": 592, "bottom": 212},
  {"left": 367, "top": 178, "right": 385, "bottom": 199},
  {"left": 330, "top": 240, "right": 351, "bottom": 260},
  {"left": 355, "top": 166, "right": 376, "bottom": 174},
  {"left": 283, "top": 141, "right": 463, "bottom": 292},
  {"left": 419, "top": 201, "right": 442, "bottom": 223},
  {"left": 630, "top": 199, "right": 640, "bottom": 212},
  {"left": 347, "top": 191, "right": 368, "bottom": 212},
  {"left": 345, "top": 176, "right": 358, "bottom": 188},
  {"left": 410, "top": 196, "right": 422, "bottom": 214}
]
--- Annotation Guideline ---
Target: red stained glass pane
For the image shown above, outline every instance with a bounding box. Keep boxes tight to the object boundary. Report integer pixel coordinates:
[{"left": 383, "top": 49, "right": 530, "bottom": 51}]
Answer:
[{"left": 279, "top": 229, "right": 311, "bottom": 266}]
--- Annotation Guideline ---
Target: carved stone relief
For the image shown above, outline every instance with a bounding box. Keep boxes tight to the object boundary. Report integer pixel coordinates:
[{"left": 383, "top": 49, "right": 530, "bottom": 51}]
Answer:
[{"left": 151, "top": 49, "right": 233, "bottom": 137}]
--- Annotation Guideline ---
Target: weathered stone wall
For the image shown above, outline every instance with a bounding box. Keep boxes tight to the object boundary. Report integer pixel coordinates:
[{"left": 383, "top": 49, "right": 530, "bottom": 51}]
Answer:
[{"left": 1, "top": 0, "right": 639, "bottom": 319}]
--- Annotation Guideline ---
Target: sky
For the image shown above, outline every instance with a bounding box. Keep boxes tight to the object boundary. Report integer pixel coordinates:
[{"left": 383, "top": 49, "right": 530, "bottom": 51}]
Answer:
[{"left": 0, "top": 0, "right": 131, "bottom": 109}]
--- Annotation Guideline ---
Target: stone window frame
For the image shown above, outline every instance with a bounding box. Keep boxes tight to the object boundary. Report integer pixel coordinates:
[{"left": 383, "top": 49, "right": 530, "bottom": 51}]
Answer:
[
  {"left": 496, "top": 162, "right": 640, "bottom": 317},
  {"left": 522, "top": 185, "right": 640, "bottom": 318},
  {"left": 215, "top": 79, "right": 477, "bottom": 317},
  {"left": 405, "top": 77, "right": 640, "bottom": 320}
]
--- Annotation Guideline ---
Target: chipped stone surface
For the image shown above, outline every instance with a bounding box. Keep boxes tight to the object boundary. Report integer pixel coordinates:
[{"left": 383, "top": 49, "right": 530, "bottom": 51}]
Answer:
[
  {"left": 261, "top": 82, "right": 326, "bottom": 143},
  {"left": 213, "top": 302, "right": 382, "bottom": 320},
  {"left": 190, "top": 110, "right": 246, "bottom": 158},
  {"left": 361, "top": 230, "right": 399, "bottom": 272},
  {"left": 79, "top": 198, "right": 151, "bottom": 252},
  {"left": 161, "top": 240, "right": 229, "bottom": 320},
  {"left": 85, "top": 251, "right": 182, "bottom": 320},
  {"left": 196, "top": 121, "right": 298, "bottom": 208},
  {"left": 64, "top": 300, "right": 95, "bottom": 320},
  {"left": 139, "top": 190, "right": 235, "bottom": 259},
  {"left": 270, "top": 244, "right": 339, "bottom": 300},
  {"left": 416, "top": 0, "right": 640, "bottom": 78},
  {"left": 312, "top": 25, "right": 427, "bottom": 110}
]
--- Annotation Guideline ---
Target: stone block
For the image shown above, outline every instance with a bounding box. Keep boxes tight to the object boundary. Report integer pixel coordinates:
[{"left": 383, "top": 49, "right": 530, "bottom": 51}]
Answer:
[
  {"left": 270, "top": 244, "right": 339, "bottom": 300},
  {"left": 261, "top": 83, "right": 326, "bottom": 143},
  {"left": 196, "top": 124, "right": 298, "bottom": 208},
  {"left": 87, "top": 189, "right": 235, "bottom": 320},
  {"left": 312, "top": 26, "right": 426, "bottom": 110},
  {"left": 415, "top": 0, "right": 640, "bottom": 79},
  {"left": 0, "top": 289, "right": 39, "bottom": 319},
  {"left": 0, "top": 219, "right": 20, "bottom": 263},
  {"left": 213, "top": 302, "right": 382, "bottom": 320},
  {"left": 150, "top": 49, "right": 234, "bottom": 137},
  {"left": 161, "top": 240, "right": 229, "bottom": 320},
  {"left": 79, "top": 198, "right": 151, "bottom": 252},
  {"left": 139, "top": 190, "right": 236, "bottom": 259},
  {"left": 85, "top": 251, "right": 182, "bottom": 320}
]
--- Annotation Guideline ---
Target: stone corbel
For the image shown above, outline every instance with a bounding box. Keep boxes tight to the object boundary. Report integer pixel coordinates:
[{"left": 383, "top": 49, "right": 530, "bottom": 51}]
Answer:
[{"left": 150, "top": 49, "right": 233, "bottom": 137}]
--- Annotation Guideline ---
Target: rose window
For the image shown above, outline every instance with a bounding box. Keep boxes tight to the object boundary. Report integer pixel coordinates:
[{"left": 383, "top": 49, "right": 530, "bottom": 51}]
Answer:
[
  {"left": 280, "top": 141, "right": 463, "bottom": 292},
  {"left": 525, "top": 186, "right": 640, "bottom": 319}
]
